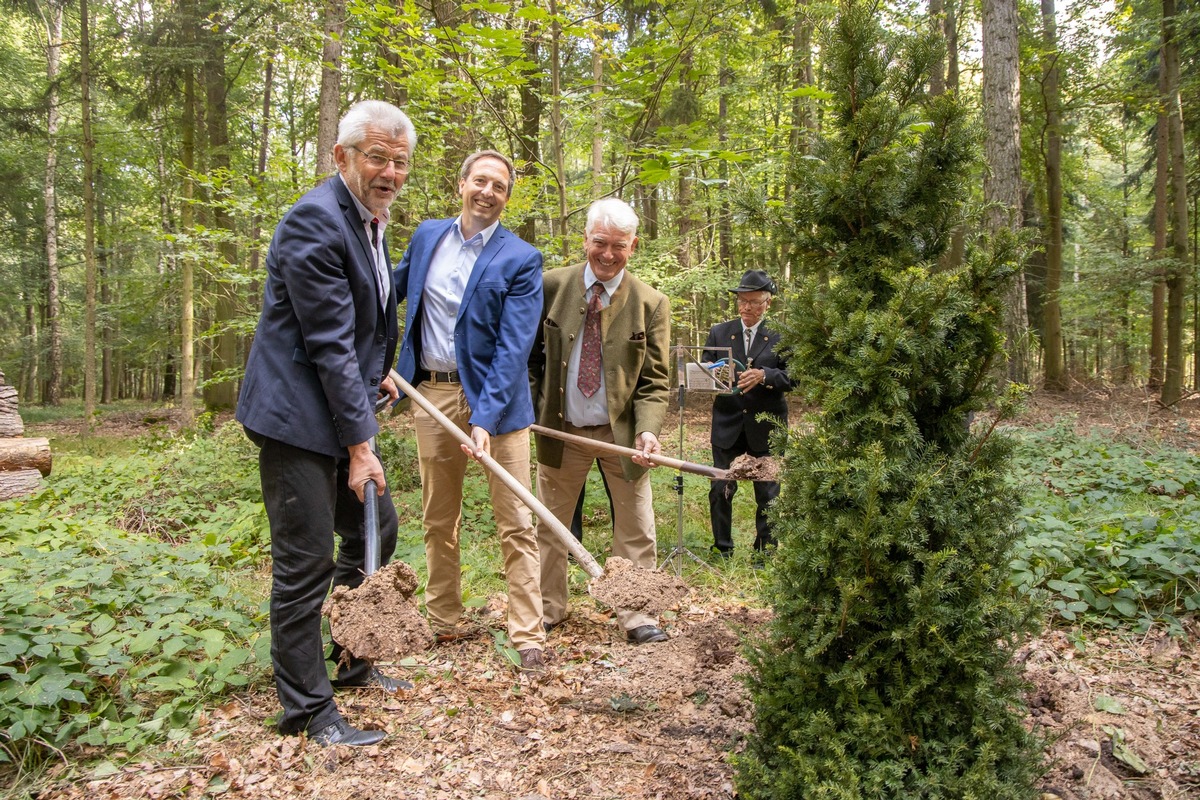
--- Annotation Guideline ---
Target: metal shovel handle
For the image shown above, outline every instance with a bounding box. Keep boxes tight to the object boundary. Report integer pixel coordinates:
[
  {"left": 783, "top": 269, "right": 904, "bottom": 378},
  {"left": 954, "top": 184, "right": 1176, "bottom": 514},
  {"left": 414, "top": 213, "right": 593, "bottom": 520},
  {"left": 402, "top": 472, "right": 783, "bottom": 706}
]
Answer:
[
  {"left": 391, "top": 370, "right": 605, "bottom": 579},
  {"left": 363, "top": 478, "right": 381, "bottom": 576}
]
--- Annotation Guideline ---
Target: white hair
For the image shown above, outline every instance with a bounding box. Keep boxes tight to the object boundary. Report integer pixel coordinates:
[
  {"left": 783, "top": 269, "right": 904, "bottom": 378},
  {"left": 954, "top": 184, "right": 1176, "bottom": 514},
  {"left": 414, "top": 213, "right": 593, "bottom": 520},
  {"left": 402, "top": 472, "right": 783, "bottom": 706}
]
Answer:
[
  {"left": 585, "top": 198, "right": 639, "bottom": 238},
  {"left": 337, "top": 101, "right": 417, "bottom": 153}
]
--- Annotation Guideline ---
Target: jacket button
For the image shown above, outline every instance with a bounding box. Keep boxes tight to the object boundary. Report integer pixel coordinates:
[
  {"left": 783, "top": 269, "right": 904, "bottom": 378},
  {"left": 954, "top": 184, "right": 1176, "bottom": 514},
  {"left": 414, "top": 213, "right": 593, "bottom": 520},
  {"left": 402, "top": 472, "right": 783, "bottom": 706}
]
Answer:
[{"left": 370, "top": 378, "right": 379, "bottom": 386}]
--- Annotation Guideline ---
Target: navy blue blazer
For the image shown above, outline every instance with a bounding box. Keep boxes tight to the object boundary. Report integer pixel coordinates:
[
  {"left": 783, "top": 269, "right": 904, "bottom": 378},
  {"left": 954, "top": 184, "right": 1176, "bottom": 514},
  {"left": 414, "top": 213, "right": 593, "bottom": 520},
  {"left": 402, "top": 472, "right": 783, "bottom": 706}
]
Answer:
[
  {"left": 237, "top": 177, "right": 399, "bottom": 457},
  {"left": 702, "top": 318, "right": 791, "bottom": 452},
  {"left": 393, "top": 218, "right": 543, "bottom": 436}
]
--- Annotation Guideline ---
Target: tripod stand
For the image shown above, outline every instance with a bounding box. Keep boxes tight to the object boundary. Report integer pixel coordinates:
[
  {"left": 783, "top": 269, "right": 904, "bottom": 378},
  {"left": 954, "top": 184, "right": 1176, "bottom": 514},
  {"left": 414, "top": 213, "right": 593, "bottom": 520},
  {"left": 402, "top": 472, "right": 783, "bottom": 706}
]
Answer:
[{"left": 659, "top": 345, "right": 733, "bottom": 575}]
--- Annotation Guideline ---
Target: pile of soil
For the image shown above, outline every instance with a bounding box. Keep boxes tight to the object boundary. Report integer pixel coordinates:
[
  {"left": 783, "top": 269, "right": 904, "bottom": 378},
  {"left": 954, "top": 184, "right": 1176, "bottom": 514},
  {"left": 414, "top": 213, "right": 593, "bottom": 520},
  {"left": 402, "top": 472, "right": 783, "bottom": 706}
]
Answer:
[
  {"left": 323, "top": 560, "right": 433, "bottom": 662},
  {"left": 723, "top": 454, "right": 780, "bottom": 482},
  {"left": 589, "top": 555, "right": 690, "bottom": 615}
]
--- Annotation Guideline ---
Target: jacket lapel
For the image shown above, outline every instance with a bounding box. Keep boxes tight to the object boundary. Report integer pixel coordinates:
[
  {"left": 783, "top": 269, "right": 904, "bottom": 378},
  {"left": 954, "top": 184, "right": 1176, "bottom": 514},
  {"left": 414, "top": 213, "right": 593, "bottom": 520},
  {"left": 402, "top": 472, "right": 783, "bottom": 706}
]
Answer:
[{"left": 458, "top": 225, "right": 506, "bottom": 319}]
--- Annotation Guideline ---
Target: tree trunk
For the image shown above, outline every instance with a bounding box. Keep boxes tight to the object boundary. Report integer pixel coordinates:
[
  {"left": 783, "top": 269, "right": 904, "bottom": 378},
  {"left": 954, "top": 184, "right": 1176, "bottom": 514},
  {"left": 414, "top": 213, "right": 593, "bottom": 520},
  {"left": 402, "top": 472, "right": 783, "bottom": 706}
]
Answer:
[
  {"left": 1040, "top": 0, "right": 1065, "bottom": 389},
  {"left": 982, "top": 0, "right": 1026, "bottom": 382},
  {"left": 1150, "top": 62, "right": 1168, "bottom": 389},
  {"left": 929, "top": 0, "right": 945, "bottom": 96},
  {"left": 200, "top": 2, "right": 239, "bottom": 411},
  {"left": 44, "top": 1, "right": 63, "bottom": 406},
  {"left": 0, "top": 376, "right": 25, "bottom": 437},
  {"left": 97, "top": 164, "right": 114, "bottom": 404},
  {"left": 0, "top": 471, "right": 43, "bottom": 501},
  {"left": 516, "top": 31, "right": 542, "bottom": 245},
  {"left": 718, "top": 45, "right": 733, "bottom": 283},
  {"left": 549, "top": 0, "right": 569, "bottom": 256},
  {"left": 316, "top": 0, "right": 344, "bottom": 179},
  {"left": 181, "top": 66, "right": 197, "bottom": 424},
  {"left": 591, "top": 44, "right": 604, "bottom": 198},
  {"left": 1161, "top": 0, "right": 1189, "bottom": 405},
  {"left": 81, "top": 0, "right": 98, "bottom": 422}
]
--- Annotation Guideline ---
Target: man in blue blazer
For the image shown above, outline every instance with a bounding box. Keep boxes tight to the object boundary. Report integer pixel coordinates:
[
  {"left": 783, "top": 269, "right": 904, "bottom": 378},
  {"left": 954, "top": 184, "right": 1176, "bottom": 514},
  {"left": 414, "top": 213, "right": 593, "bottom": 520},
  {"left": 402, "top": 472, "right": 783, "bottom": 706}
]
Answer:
[
  {"left": 236, "top": 101, "right": 413, "bottom": 747},
  {"left": 393, "top": 150, "right": 547, "bottom": 673},
  {"left": 702, "top": 270, "right": 792, "bottom": 560}
]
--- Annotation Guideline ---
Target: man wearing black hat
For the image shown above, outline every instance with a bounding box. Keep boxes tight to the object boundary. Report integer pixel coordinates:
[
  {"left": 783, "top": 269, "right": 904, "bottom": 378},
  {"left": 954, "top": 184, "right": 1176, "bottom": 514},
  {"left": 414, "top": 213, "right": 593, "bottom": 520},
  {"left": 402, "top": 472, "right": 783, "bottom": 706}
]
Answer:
[{"left": 702, "top": 270, "right": 791, "bottom": 560}]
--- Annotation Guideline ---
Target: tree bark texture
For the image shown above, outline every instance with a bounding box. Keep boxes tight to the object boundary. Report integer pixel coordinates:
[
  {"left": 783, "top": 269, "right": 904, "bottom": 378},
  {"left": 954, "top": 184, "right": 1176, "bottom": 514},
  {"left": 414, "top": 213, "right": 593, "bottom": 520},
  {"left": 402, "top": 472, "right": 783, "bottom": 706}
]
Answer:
[
  {"left": 316, "top": 0, "right": 344, "bottom": 179},
  {"left": 0, "top": 471, "right": 43, "bottom": 502},
  {"left": 81, "top": 0, "right": 98, "bottom": 421},
  {"left": 1161, "top": 0, "right": 1189, "bottom": 405},
  {"left": 44, "top": 1, "right": 63, "bottom": 406},
  {"left": 1041, "top": 0, "right": 1065, "bottom": 389},
  {"left": 0, "top": 439, "right": 53, "bottom": 476},
  {"left": 982, "top": 0, "right": 1027, "bottom": 382},
  {"left": 1150, "top": 58, "right": 1168, "bottom": 388}
]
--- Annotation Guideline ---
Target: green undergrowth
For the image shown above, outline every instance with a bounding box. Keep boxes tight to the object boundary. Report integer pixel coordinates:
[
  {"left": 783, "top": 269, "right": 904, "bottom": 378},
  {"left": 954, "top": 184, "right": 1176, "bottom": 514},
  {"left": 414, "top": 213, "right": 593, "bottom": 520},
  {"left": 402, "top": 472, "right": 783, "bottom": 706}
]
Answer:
[
  {"left": 1009, "top": 420, "right": 1200, "bottom": 635},
  {"left": 0, "top": 421, "right": 272, "bottom": 775}
]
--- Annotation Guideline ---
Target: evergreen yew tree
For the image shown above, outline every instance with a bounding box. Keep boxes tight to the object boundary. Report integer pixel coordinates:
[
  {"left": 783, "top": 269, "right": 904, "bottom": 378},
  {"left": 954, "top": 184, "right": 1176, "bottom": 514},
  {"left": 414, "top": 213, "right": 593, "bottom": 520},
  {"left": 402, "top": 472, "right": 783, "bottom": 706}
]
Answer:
[{"left": 736, "top": 4, "right": 1043, "bottom": 798}]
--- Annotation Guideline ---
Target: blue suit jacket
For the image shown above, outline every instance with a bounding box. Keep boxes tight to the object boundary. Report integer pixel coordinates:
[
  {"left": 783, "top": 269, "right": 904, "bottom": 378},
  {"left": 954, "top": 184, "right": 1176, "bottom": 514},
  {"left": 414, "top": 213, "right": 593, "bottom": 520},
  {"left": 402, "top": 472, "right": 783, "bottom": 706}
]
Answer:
[
  {"left": 236, "top": 177, "right": 399, "bottom": 457},
  {"left": 394, "top": 218, "right": 542, "bottom": 436}
]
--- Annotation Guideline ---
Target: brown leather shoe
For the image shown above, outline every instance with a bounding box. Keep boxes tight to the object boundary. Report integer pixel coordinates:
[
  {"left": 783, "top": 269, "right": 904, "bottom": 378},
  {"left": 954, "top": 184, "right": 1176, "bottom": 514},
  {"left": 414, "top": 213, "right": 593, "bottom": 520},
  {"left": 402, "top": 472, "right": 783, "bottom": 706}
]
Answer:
[{"left": 518, "top": 648, "right": 546, "bottom": 674}]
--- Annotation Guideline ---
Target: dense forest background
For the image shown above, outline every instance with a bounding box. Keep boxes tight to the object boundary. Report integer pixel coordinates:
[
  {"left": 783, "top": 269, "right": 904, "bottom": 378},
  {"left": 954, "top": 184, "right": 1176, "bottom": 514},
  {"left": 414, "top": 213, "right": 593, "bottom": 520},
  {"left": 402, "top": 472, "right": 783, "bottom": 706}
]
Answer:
[{"left": 0, "top": 0, "right": 1196, "bottom": 425}]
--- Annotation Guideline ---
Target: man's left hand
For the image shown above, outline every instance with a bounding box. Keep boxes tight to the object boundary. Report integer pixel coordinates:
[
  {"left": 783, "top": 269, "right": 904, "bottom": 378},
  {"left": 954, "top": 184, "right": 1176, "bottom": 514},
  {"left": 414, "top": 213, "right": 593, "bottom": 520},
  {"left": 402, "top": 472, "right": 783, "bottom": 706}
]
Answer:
[{"left": 633, "top": 431, "right": 661, "bottom": 467}]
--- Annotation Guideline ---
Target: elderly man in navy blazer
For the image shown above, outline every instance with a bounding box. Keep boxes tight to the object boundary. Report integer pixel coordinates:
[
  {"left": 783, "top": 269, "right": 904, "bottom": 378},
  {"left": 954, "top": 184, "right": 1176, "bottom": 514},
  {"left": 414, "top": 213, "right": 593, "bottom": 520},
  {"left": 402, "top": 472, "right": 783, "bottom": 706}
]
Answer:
[
  {"left": 702, "top": 270, "right": 792, "bottom": 560},
  {"left": 237, "top": 101, "right": 414, "bottom": 747},
  {"left": 393, "top": 150, "right": 547, "bottom": 674}
]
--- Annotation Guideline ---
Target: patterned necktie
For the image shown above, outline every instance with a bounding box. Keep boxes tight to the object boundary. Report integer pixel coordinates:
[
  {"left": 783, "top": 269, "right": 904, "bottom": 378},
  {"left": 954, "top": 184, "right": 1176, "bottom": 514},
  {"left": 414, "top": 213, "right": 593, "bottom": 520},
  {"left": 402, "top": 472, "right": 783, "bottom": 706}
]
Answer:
[
  {"left": 745, "top": 327, "right": 754, "bottom": 354},
  {"left": 370, "top": 218, "right": 388, "bottom": 306},
  {"left": 577, "top": 282, "right": 604, "bottom": 398}
]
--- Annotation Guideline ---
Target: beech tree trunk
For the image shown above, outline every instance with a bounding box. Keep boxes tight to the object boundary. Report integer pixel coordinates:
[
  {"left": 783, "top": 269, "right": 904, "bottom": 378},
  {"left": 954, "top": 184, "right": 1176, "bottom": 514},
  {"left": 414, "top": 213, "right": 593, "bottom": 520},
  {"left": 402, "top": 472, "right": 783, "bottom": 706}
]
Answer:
[{"left": 1150, "top": 62, "right": 1168, "bottom": 389}]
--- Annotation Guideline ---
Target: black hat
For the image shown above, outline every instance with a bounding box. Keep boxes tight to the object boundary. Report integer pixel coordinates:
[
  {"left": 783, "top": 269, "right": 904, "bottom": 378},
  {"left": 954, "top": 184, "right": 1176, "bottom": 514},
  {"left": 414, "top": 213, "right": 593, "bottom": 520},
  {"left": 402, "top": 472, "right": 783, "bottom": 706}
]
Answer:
[{"left": 729, "top": 269, "right": 777, "bottom": 295}]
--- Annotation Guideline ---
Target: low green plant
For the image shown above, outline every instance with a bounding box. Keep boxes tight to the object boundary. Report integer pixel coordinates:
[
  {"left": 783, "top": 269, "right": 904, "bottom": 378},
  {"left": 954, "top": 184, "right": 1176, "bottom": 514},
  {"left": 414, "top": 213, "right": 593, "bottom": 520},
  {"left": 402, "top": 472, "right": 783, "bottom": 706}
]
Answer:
[
  {"left": 0, "top": 421, "right": 271, "bottom": 771},
  {"left": 1009, "top": 422, "right": 1200, "bottom": 634}
]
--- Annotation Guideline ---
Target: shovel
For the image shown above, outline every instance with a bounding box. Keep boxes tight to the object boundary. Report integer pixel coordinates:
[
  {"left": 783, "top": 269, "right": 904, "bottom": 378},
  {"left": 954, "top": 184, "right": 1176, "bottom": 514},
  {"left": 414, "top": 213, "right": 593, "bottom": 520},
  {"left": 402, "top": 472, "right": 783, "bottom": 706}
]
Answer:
[
  {"left": 390, "top": 371, "right": 605, "bottom": 579},
  {"left": 530, "top": 424, "right": 728, "bottom": 480}
]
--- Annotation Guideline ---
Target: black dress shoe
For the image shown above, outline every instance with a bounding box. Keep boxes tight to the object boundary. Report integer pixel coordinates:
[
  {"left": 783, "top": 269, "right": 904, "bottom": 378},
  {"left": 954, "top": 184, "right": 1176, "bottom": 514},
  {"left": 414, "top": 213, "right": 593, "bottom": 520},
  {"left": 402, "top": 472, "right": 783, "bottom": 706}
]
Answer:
[
  {"left": 308, "top": 719, "right": 385, "bottom": 747},
  {"left": 333, "top": 668, "right": 413, "bottom": 693},
  {"left": 626, "top": 625, "right": 669, "bottom": 644},
  {"left": 543, "top": 619, "right": 564, "bottom": 633}
]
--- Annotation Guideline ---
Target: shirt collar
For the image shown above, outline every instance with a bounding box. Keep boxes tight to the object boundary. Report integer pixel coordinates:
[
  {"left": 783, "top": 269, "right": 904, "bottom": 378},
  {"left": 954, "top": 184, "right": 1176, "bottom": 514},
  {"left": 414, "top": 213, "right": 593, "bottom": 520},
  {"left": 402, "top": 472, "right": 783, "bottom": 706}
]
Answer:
[
  {"left": 582, "top": 263, "right": 624, "bottom": 296},
  {"left": 451, "top": 216, "right": 500, "bottom": 248}
]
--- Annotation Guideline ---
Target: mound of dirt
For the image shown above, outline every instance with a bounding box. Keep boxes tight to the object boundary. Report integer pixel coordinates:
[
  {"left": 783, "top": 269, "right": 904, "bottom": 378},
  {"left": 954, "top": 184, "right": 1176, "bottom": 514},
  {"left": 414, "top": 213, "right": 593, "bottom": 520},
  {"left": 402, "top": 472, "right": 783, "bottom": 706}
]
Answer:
[
  {"left": 724, "top": 454, "right": 780, "bottom": 482},
  {"left": 589, "top": 556, "right": 690, "bottom": 615},
  {"left": 323, "top": 560, "right": 433, "bottom": 662}
]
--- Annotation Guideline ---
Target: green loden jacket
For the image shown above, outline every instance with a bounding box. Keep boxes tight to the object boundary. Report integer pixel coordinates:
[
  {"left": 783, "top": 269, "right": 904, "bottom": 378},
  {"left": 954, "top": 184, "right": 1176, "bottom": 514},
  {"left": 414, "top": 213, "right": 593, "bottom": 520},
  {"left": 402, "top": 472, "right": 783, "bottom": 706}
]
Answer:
[{"left": 529, "top": 262, "right": 671, "bottom": 480}]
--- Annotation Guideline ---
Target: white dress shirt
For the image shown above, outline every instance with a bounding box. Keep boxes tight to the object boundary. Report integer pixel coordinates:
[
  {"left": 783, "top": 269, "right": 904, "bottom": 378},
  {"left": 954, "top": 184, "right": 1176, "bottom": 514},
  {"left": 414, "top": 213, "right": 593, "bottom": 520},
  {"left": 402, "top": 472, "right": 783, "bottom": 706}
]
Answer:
[
  {"left": 340, "top": 176, "right": 390, "bottom": 307},
  {"left": 420, "top": 217, "right": 500, "bottom": 372}
]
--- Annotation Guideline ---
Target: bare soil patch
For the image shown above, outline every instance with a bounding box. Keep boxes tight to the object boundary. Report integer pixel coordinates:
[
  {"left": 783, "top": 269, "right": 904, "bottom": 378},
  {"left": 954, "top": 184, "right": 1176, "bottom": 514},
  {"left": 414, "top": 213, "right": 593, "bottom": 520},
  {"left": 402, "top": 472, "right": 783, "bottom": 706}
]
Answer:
[{"left": 723, "top": 455, "right": 780, "bottom": 483}]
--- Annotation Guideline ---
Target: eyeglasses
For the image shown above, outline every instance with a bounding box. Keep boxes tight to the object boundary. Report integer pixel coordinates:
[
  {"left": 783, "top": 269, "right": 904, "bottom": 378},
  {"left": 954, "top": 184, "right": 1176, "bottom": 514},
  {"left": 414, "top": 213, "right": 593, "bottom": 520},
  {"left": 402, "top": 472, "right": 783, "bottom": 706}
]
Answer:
[
  {"left": 736, "top": 297, "right": 770, "bottom": 308},
  {"left": 348, "top": 145, "right": 410, "bottom": 174}
]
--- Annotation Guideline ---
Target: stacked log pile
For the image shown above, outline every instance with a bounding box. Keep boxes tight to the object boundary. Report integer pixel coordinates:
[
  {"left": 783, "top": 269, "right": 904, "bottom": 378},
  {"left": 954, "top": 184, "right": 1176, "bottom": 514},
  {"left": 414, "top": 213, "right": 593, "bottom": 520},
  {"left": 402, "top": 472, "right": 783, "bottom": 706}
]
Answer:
[{"left": 0, "top": 368, "right": 52, "bottom": 500}]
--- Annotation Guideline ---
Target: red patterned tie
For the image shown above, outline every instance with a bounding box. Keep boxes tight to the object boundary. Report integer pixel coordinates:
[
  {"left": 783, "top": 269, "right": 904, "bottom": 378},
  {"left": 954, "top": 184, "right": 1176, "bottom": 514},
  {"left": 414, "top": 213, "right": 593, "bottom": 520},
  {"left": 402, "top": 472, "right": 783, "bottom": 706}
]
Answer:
[{"left": 577, "top": 282, "right": 604, "bottom": 398}]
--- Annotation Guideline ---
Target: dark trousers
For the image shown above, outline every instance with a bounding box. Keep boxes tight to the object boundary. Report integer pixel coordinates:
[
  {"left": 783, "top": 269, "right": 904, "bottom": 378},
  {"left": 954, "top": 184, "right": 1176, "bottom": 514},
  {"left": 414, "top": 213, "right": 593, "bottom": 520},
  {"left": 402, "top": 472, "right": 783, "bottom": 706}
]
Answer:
[
  {"left": 569, "top": 459, "right": 613, "bottom": 542},
  {"left": 709, "top": 430, "right": 778, "bottom": 553},
  {"left": 250, "top": 430, "right": 398, "bottom": 735}
]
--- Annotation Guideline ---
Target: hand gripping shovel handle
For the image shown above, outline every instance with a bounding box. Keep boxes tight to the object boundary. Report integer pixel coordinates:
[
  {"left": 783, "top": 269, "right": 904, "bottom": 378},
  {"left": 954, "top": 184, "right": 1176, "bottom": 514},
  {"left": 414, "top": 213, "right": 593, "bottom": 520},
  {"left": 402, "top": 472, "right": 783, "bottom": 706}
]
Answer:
[{"left": 390, "top": 370, "right": 605, "bottom": 579}]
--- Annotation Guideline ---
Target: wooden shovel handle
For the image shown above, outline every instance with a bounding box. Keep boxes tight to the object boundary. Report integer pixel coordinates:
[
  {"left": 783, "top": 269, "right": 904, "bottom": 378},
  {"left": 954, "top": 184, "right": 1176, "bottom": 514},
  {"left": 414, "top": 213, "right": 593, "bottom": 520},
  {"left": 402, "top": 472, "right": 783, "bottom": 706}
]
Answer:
[
  {"left": 390, "top": 371, "right": 604, "bottom": 579},
  {"left": 530, "top": 424, "right": 729, "bottom": 481}
]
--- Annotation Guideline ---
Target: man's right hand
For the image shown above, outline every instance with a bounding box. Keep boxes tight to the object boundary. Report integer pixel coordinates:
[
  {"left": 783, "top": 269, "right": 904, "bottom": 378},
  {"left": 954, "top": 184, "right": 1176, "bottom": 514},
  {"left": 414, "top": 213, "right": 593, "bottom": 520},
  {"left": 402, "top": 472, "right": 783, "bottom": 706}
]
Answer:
[{"left": 348, "top": 441, "right": 386, "bottom": 502}]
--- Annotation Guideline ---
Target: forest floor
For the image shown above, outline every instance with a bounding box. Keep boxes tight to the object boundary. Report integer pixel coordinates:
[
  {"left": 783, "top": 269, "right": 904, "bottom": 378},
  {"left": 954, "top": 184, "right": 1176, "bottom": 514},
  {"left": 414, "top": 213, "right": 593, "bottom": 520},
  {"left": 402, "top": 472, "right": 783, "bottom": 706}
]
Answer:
[{"left": 28, "top": 385, "right": 1200, "bottom": 800}]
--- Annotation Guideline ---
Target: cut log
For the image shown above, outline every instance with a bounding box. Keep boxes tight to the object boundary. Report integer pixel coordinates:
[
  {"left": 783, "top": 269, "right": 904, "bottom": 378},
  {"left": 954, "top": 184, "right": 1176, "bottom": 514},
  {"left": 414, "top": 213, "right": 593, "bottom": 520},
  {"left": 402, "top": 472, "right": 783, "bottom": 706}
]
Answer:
[
  {"left": 0, "top": 438, "right": 52, "bottom": 476},
  {"left": 0, "top": 468, "right": 42, "bottom": 501},
  {"left": 0, "top": 381, "right": 23, "bottom": 437}
]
